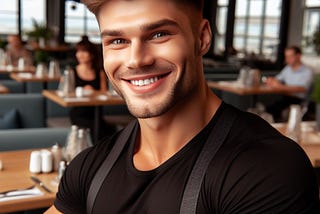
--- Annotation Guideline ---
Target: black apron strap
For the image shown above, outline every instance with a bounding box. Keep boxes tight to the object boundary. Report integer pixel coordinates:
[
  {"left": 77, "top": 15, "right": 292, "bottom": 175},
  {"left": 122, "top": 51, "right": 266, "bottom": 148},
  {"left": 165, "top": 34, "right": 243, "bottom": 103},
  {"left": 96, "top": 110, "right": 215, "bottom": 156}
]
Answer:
[
  {"left": 179, "top": 106, "right": 237, "bottom": 214},
  {"left": 86, "top": 120, "right": 138, "bottom": 214}
]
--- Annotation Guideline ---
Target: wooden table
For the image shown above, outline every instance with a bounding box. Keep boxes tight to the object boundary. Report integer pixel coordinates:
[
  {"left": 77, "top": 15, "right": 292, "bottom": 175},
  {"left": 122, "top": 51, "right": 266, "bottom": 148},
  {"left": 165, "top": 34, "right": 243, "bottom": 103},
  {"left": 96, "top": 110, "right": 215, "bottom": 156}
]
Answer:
[
  {"left": 10, "top": 73, "right": 60, "bottom": 90},
  {"left": 208, "top": 80, "right": 306, "bottom": 107},
  {"left": 0, "top": 84, "right": 9, "bottom": 94},
  {"left": 0, "top": 65, "right": 35, "bottom": 74},
  {"left": 0, "top": 149, "right": 58, "bottom": 213},
  {"left": 42, "top": 90, "right": 125, "bottom": 143},
  {"left": 207, "top": 80, "right": 306, "bottom": 96},
  {"left": 272, "top": 121, "right": 320, "bottom": 167},
  {"left": 27, "top": 44, "right": 71, "bottom": 53}
]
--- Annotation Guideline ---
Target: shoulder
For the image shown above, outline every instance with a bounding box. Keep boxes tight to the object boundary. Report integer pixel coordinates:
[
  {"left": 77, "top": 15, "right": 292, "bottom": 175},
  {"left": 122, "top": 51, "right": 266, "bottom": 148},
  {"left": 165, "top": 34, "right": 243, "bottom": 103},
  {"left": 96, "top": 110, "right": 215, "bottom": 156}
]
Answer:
[
  {"left": 54, "top": 134, "right": 118, "bottom": 212},
  {"left": 203, "top": 107, "right": 319, "bottom": 212},
  {"left": 300, "top": 64, "right": 313, "bottom": 75}
]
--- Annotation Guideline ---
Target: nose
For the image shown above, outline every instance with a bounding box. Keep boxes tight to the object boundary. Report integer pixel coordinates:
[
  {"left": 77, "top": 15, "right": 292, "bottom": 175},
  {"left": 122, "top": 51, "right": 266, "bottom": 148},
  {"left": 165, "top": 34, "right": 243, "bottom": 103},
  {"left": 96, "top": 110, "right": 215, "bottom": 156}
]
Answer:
[{"left": 126, "top": 40, "right": 154, "bottom": 69}]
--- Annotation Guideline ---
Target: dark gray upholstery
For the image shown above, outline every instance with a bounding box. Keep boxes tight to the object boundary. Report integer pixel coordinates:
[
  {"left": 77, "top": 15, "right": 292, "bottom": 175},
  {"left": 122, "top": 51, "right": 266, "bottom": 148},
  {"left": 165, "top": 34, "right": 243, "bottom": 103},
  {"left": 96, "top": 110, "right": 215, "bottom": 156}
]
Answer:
[
  {"left": 0, "top": 93, "right": 45, "bottom": 128},
  {"left": 0, "top": 80, "right": 24, "bottom": 93},
  {"left": 0, "top": 127, "right": 68, "bottom": 151}
]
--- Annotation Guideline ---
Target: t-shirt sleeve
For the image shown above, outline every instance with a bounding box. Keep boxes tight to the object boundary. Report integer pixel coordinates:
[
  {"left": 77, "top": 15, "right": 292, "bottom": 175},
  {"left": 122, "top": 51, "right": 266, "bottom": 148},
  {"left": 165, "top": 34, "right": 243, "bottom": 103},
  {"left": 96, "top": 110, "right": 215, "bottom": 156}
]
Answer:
[
  {"left": 54, "top": 148, "right": 91, "bottom": 214},
  {"left": 204, "top": 137, "right": 320, "bottom": 213}
]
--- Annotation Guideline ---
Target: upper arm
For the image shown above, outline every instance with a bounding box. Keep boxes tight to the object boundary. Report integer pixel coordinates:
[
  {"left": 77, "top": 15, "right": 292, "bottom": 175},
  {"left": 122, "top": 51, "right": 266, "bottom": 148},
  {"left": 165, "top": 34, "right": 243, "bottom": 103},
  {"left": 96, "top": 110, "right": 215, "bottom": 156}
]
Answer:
[
  {"left": 44, "top": 206, "right": 63, "bottom": 214},
  {"left": 205, "top": 137, "right": 320, "bottom": 213}
]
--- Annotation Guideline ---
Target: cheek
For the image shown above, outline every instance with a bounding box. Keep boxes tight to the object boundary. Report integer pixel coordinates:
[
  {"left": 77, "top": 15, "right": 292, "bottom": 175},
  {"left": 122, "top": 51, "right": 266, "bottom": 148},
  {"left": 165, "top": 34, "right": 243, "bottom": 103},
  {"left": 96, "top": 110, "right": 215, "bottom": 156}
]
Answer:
[
  {"left": 156, "top": 39, "right": 193, "bottom": 68},
  {"left": 102, "top": 49, "right": 122, "bottom": 79}
]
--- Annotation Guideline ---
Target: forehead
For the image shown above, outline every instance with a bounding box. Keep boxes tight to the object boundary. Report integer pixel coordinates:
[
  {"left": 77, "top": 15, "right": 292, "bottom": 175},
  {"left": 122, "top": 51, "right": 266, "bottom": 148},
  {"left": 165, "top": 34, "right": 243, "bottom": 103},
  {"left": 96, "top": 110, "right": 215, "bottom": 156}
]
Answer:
[
  {"left": 97, "top": 0, "right": 195, "bottom": 31},
  {"left": 285, "top": 49, "right": 296, "bottom": 56}
]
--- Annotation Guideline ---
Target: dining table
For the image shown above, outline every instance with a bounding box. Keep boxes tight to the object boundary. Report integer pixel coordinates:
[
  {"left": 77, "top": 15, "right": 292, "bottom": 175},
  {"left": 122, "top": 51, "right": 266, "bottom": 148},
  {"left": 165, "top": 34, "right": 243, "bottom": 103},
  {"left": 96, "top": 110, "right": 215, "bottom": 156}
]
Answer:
[
  {"left": 0, "top": 65, "right": 36, "bottom": 74},
  {"left": 0, "top": 84, "right": 9, "bottom": 94},
  {"left": 207, "top": 80, "right": 306, "bottom": 96},
  {"left": 207, "top": 80, "right": 306, "bottom": 107},
  {"left": 0, "top": 149, "right": 58, "bottom": 213},
  {"left": 42, "top": 89, "right": 125, "bottom": 144},
  {"left": 10, "top": 73, "right": 60, "bottom": 90}
]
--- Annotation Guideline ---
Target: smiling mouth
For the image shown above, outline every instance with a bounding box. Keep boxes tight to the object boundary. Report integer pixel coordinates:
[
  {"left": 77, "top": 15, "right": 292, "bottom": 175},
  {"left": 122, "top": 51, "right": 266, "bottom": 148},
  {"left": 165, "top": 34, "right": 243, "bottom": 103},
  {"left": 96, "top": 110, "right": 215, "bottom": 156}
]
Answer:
[{"left": 129, "top": 73, "right": 169, "bottom": 87}]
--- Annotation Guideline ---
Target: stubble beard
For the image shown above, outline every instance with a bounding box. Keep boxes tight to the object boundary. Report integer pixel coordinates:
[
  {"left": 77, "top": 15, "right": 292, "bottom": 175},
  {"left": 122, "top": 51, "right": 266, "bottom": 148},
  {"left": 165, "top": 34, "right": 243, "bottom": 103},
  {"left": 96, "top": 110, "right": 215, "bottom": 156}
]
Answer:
[{"left": 123, "top": 67, "right": 196, "bottom": 119}]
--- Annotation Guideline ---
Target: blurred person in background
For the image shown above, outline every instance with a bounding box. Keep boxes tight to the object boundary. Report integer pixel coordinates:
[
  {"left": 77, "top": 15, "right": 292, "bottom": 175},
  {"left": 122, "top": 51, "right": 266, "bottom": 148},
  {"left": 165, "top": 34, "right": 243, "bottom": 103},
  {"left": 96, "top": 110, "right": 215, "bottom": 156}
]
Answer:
[
  {"left": 266, "top": 46, "right": 313, "bottom": 121},
  {"left": 69, "top": 36, "right": 116, "bottom": 142},
  {"left": 5, "top": 34, "right": 33, "bottom": 66}
]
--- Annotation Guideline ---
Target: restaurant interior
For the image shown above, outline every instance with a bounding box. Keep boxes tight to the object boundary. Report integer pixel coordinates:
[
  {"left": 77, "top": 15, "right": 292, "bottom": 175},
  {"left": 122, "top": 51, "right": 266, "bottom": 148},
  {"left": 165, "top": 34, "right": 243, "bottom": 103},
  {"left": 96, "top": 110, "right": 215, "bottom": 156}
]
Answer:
[{"left": 0, "top": 0, "right": 320, "bottom": 213}]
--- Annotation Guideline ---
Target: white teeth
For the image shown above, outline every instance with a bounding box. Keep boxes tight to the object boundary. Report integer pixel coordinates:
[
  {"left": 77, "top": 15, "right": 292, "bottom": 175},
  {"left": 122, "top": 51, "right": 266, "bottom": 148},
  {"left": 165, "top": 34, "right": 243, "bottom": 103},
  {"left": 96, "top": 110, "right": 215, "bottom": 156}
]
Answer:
[{"left": 131, "top": 76, "right": 159, "bottom": 86}]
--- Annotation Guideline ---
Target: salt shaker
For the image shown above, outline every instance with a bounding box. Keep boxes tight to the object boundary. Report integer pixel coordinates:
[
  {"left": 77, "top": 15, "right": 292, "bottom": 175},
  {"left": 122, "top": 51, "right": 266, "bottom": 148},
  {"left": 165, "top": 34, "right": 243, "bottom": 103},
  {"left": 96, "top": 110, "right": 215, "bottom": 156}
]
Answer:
[
  {"left": 41, "top": 150, "right": 53, "bottom": 173},
  {"left": 29, "top": 150, "right": 42, "bottom": 173},
  {"left": 51, "top": 142, "right": 63, "bottom": 171}
]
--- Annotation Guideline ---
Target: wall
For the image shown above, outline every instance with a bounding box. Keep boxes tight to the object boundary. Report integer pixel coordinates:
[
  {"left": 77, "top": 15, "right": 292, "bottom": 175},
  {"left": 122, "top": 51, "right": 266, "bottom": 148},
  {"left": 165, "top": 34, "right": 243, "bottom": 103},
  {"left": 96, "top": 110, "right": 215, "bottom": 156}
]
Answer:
[{"left": 287, "top": 0, "right": 305, "bottom": 47}]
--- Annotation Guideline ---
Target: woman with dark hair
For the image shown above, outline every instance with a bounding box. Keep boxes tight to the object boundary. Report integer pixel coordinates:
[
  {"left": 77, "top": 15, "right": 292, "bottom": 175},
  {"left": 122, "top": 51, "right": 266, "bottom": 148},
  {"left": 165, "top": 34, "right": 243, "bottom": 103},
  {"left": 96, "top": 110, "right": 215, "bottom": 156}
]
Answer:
[{"left": 69, "top": 36, "right": 116, "bottom": 142}]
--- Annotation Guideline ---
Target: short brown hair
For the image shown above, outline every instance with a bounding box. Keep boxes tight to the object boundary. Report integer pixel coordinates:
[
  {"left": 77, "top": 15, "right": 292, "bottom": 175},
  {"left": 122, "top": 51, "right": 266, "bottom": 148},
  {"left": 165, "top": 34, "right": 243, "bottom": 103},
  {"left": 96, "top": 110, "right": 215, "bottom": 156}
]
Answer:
[
  {"left": 286, "top": 46, "right": 302, "bottom": 55},
  {"left": 81, "top": 0, "right": 204, "bottom": 17}
]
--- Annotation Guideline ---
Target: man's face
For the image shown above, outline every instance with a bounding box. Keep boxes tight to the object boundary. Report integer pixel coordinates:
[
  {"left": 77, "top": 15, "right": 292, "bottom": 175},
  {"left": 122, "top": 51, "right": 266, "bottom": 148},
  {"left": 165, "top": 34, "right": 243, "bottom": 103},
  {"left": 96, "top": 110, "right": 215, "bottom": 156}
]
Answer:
[
  {"left": 8, "top": 36, "right": 21, "bottom": 48},
  {"left": 98, "top": 0, "right": 208, "bottom": 118},
  {"left": 285, "top": 49, "right": 300, "bottom": 66}
]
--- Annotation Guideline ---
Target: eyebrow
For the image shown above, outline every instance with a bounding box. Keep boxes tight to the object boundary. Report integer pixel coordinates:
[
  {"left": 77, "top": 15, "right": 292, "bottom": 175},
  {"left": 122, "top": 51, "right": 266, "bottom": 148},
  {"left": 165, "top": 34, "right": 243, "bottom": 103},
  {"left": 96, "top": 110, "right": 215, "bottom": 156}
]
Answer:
[{"left": 100, "top": 19, "right": 179, "bottom": 38}]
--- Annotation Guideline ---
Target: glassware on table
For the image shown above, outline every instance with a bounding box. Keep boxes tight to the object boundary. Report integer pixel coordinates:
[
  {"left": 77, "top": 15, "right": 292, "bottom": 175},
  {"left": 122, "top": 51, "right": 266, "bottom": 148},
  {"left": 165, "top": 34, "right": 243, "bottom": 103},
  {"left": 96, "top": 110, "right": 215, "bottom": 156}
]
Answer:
[
  {"left": 237, "top": 66, "right": 250, "bottom": 86},
  {"left": 57, "top": 66, "right": 75, "bottom": 97},
  {"left": 18, "top": 57, "right": 25, "bottom": 70},
  {"left": 35, "top": 63, "right": 48, "bottom": 77},
  {"left": 64, "top": 125, "right": 79, "bottom": 163},
  {"left": 77, "top": 128, "right": 93, "bottom": 152},
  {"left": 246, "top": 69, "right": 261, "bottom": 87},
  {"left": 64, "top": 126, "right": 93, "bottom": 163},
  {"left": 286, "top": 104, "right": 302, "bottom": 143},
  {"left": 48, "top": 60, "right": 61, "bottom": 78}
]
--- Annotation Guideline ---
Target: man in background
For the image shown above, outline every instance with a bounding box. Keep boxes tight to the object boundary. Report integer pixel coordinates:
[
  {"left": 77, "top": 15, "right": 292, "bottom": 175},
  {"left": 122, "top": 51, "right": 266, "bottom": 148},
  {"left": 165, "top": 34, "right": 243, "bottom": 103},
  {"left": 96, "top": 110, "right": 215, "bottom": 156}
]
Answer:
[{"left": 266, "top": 46, "right": 313, "bottom": 121}]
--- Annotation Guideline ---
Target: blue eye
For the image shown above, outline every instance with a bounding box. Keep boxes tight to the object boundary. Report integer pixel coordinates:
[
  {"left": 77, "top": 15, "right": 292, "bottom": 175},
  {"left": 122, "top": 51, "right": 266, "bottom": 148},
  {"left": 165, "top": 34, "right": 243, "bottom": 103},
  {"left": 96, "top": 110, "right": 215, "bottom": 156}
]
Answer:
[
  {"left": 112, "top": 39, "right": 126, "bottom": 44},
  {"left": 153, "top": 32, "right": 169, "bottom": 39}
]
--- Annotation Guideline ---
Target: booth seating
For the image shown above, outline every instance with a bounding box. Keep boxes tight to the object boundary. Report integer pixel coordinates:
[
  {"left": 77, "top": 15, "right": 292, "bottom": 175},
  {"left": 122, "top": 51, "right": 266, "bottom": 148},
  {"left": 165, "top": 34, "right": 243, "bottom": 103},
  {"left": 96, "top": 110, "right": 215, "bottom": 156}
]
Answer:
[
  {"left": 0, "top": 127, "right": 68, "bottom": 151},
  {"left": 0, "top": 93, "right": 68, "bottom": 151}
]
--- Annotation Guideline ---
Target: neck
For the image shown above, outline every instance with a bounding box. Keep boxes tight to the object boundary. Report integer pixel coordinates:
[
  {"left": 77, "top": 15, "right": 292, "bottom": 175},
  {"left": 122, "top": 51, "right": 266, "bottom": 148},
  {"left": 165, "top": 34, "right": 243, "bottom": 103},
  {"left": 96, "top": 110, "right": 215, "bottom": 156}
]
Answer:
[{"left": 133, "top": 84, "right": 221, "bottom": 170}]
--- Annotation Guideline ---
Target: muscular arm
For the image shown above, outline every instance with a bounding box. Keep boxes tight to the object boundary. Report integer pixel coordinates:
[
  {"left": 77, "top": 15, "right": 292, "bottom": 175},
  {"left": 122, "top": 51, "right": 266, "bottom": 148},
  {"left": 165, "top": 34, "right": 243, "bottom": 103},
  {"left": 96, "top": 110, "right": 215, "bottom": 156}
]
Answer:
[
  {"left": 44, "top": 206, "right": 62, "bottom": 214},
  {"left": 265, "top": 77, "right": 305, "bottom": 93}
]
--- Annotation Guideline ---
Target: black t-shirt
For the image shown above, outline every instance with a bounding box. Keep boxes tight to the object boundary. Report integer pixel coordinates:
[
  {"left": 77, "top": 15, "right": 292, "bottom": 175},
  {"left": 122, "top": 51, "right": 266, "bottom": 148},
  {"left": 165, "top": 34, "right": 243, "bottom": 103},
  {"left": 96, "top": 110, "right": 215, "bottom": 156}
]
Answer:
[
  {"left": 54, "top": 103, "right": 320, "bottom": 213},
  {"left": 70, "top": 66, "right": 101, "bottom": 123}
]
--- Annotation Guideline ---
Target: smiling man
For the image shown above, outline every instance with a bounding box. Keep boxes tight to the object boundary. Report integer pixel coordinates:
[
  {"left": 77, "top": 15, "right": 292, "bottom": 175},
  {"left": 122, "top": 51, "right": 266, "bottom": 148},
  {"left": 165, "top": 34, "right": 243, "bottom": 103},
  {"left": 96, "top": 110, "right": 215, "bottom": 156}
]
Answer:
[{"left": 45, "top": 1, "right": 320, "bottom": 213}]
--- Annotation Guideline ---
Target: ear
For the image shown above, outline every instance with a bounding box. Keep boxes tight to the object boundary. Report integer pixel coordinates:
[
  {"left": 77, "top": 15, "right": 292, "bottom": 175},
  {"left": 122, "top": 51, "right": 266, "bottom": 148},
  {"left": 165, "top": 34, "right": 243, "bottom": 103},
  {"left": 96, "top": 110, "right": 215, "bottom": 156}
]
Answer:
[{"left": 198, "top": 19, "right": 212, "bottom": 56}]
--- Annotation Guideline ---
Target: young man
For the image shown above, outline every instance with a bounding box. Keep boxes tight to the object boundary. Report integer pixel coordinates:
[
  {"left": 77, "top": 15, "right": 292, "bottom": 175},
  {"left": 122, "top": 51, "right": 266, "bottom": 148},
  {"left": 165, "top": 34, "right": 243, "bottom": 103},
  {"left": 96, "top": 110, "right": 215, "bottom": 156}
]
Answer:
[
  {"left": 266, "top": 46, "right": 314, "bottom": 121},
  {"left": 46, "top": 1, "right": 320, "bottom": 213}
]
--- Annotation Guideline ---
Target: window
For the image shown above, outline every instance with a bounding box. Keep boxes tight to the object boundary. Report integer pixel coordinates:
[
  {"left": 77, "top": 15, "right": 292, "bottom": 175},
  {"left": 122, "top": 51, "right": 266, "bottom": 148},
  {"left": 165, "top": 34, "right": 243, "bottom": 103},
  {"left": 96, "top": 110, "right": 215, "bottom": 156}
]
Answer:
[
  {"left": 21, "top": 0, "right": 46, "bottom": 40},
  {"left": 0, "top": 1, "right": 19, "bottom": 36},
  {"left": 233, "top": 0, "right": 282, "bottom": 61},
  {"left": 65, "top": 1, "right": 100, "bottom": 44},
  {"left": 0, "top": 0, "right": 46, "bottom": 40},
  {"left": 302, "top": 0, "right": 320, "bottom": 55}
]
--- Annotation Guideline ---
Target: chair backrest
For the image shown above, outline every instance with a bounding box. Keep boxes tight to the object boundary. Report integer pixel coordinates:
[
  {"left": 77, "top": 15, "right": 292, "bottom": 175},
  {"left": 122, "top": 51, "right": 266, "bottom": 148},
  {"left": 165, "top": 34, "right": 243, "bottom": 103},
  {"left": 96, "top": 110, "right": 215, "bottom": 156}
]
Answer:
[{"left": 0, "top": 93, "right": 45, "bottom": 128}]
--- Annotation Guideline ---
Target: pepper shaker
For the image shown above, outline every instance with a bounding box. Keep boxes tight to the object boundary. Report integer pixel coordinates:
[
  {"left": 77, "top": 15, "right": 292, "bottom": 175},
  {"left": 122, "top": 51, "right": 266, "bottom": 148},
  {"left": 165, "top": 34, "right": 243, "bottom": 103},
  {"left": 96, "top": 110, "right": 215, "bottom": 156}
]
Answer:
[{"left": 51, "top": 142, "right": 63, "bottom": 171}]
